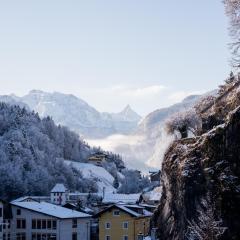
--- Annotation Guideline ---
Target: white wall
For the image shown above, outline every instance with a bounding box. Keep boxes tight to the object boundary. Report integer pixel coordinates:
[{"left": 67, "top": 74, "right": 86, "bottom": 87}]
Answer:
[{"left": 11, "top": 205, "right": 91, "bottom": 240}]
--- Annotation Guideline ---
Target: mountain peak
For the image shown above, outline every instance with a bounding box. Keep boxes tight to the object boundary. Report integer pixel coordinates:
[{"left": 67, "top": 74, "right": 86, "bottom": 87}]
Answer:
[
  {"left": 117, "top": 105, "right": 141, "bottom": 122},
  {"left": 121, "top": 104, "right": 133, "bottom": 113}
]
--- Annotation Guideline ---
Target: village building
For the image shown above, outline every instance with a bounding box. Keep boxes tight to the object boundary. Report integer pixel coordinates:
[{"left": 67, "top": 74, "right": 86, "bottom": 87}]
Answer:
[
  {"left": 50, "top": 183, "right": 69, "bottom": 206},
  {"left": 149, "top": 171, "right": 161, "bottom": 184},
  {"left": 88, "top": 152, "right": 108, "bottom": 166},
  {"left": 142, "top": 187, "right": 162, "bottom": 205},
  {"left": 10, "top": 198, "right": 92, "bottom": 240},
  {"left": 0, "top": 199, "right": 12, "bottom": 240},
  {"left": 95, "top": 204, "right": 152, "bottom": 240}
]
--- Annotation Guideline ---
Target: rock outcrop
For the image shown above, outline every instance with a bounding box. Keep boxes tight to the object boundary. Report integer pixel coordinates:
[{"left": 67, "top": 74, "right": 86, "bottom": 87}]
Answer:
[{"left": 152, "top": 82, "right": 240, "bottom": 240}]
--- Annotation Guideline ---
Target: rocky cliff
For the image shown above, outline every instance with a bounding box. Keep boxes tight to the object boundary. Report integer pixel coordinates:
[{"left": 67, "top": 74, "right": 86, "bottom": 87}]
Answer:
[{"left": 152, "top": 81, "right": 240, "bottom": 240}]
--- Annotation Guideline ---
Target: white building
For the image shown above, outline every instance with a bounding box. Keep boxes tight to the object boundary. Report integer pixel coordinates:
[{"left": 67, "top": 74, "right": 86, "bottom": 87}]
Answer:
[
  {"left": 50, "top": 184, "right": 69, "bottom": 205},
  {"left": 10, "top": 199, "right": 92, "bottom": 240}
]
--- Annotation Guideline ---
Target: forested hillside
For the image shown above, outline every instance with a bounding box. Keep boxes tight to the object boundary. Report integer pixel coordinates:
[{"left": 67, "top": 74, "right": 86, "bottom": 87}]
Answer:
[
  {"left": 0, "top": 102, "right": 151, "bottom": 200},
  {"left": 0, "top": 102, "right": 97, "bottom": 200}
]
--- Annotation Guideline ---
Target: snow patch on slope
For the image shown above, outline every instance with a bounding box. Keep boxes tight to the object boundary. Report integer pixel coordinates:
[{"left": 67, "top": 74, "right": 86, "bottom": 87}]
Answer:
[{"left": 64, "top": 161, "right": 116, "bottom": 193}]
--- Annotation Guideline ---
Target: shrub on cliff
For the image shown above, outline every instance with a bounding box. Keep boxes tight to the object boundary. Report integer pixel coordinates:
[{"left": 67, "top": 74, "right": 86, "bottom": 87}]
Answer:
[{"left": 165, "top": 109, "right": 201, "bottom": 139}]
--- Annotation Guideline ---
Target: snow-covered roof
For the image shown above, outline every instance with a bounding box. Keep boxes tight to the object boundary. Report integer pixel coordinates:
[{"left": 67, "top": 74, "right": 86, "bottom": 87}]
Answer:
[
  {"left": 11, "top": 196, "right": 38, "bottom": 203},
  {"left": 51, "top": 184, "right": 67, "bottom": 193},
  {"left": 12, "top": 196, "right": 50, "bottom": 203},
  {"left": 142, "top": 186, "right": 162, "bottom": 202},
  {"left": 11, "top": 201, "right": 91, "bottom": 219},
  {"left": 102, "top": 193, "right": 141, "bottom": 204},
  {"left": 95, "top": 204, "right": 153, "bottom": 218}
]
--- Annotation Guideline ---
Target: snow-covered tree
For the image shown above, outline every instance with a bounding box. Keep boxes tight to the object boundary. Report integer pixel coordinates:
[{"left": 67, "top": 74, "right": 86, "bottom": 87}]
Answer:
[
  {"left": 118, "top": 170, "right": 151, "bottom": 194},
  {"left": 0, "top": 103, "right": 97, "bottom": 200},
  {"left": 224, "top": 0, "right": 240, "bottom": 68},
  {"left": 165, "top": 109, "right": 201, "bottom": 139}
]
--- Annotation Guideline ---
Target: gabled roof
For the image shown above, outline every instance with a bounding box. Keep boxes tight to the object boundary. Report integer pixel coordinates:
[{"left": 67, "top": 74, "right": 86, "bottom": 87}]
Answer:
[
  {"left": 95, "top": 204, "right": 152, "bottom": 218},
  {"left": 11, "top": 201, "right": 91, "bottom": 219},
  {"left": 11, "top": 196, "right": 39, "bottom": 203},
  {"left": 51, "top": 184, "right": 67, "bottom": 193},
  {"left": 102, "top": 193, "right": 141, "bottom": 204}
]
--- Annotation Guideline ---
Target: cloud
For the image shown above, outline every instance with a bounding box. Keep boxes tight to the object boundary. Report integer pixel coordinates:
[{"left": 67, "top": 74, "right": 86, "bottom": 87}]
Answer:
[
  {"left": 87, "top": 134, "right": 145, "bottom": 151},
  {"left": 87, "top": 134, "right": 156, "bottom": 173},
  {"left": 123, "top": 85, "right": 166, "bottom": 97},
  {"left": 93, "top": 84, "right": 166, "bottom": 98},
  {"left": 168, "top": 90, "right": 204, "bottom": 103}
]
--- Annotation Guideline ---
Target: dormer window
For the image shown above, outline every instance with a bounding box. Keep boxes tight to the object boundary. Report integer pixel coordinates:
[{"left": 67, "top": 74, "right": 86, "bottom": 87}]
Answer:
[{"left": 113, "top": 210, "right": 120, "bottom": 216}]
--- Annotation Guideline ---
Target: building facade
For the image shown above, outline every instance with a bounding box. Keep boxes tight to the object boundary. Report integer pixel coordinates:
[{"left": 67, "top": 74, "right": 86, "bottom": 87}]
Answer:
[
  {"left": 50, "top": 184, "right": 69, "bottom": 206},
  {"left": 10, "top": 200, "right": 92, "bottom": 240},
  {"left": 0, "top": 199, "right": 12, "bottom": 240},
  {"left": 96, "top": 204, "right": 152, "bottom": 240}
]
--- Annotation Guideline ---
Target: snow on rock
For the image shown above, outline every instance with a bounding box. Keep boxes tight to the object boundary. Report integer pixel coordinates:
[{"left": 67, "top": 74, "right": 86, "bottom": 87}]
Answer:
[{"left": 64, "top": 161, "right": 116, "bottom": 193}]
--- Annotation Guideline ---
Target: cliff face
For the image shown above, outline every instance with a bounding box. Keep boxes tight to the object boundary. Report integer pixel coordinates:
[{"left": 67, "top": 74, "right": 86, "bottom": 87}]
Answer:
[{"left": 152, "top": 90, "right": 240, "bottom": 239}]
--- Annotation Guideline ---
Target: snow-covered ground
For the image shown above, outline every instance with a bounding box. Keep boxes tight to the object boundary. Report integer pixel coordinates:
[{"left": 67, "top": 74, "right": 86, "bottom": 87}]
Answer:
[{"left": 64, "top": 160, "right": 116, "bottom": 193}]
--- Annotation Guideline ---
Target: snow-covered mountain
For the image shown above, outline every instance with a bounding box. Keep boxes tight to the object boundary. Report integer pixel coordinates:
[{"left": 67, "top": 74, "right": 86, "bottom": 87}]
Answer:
[
  {"left": 0, "top": 90, "right": 141, "bottom": 139},
  {"left": 137, "top": 94, "right": 201, "bottom": 138},
  {"left": 87, "top": 94, "right": 203, "bottom": 172}
]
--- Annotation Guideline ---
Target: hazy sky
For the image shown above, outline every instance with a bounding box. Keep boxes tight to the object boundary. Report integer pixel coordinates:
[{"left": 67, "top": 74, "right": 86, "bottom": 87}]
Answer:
[{"left": 0, "top": 0, "right": 231, "bottom": 116}]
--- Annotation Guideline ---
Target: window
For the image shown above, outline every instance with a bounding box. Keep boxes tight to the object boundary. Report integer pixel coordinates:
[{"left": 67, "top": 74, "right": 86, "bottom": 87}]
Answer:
[
  {"left": 48, "top": 234, "right": 56, "bottom": 240},
  {"left": 72, "top": 233, "right": 77, "bottom": 240},
  {"left": 3, "top": 234, "right": 10, "bottom": 240},
  {"left": 22, "top": 219, "right": 26, "bottom": 229},
  {"left": 42, "top": 219, "right": 46, "bottom": 229},
  {"left": 105, "top": 222, "right": 111, "bottom": 229},
  {"left": 113, "top": 210, "right": 120, "bottom": 216},
  {"left": 16, "top": 233, "right": 26, "bottom": 240},
  {"left": 123, "top": 222, "right": 128, "bottom": 229},
  {"left": 0, "top": 225, "right": 2, "bottom": 232},
  {"left": 17, "top": 209, "right": 21, "bottom": 215},
  {"left": 47, "top": 219, "right": 52, "bottom": 229},
  {"left": 32, "top": 219, "right": 36, "bottom": 229},
  {"left": 105, "top": 236, "right": 111, "bottom": 240},
  {"left": 52, "top": 220, "right": 57, "bottom": 230},
  {"left": 16, "top": 219, "right": 26, "bottom": 229},
  {"left": 3, "top": 219, "right": 9, "bottom": 229},
  {"left": 31, "top": 233, "right": 36, "bottom": 240},
  {"left": 37, "top": 219, "right": 41, "bottom": 229},
  {"left": 0, "top": 207, "right": 2, "bottom": 217},
  {"left": 72, "top": 219, "right": 77, "bottom": 228},
  {"left": 123, "top": 236, "right": 128, "bottom": 240}
]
